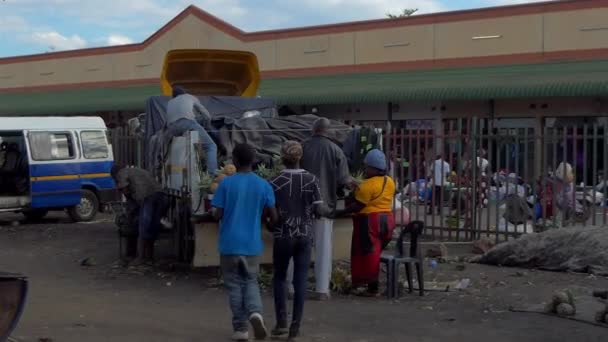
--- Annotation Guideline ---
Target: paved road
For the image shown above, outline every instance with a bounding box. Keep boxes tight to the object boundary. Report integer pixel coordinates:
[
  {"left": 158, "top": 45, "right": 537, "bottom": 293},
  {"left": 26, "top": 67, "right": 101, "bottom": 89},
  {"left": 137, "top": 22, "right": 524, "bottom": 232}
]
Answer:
[{"left": 1, "top": 213, "right": 606, "bottom": 342}]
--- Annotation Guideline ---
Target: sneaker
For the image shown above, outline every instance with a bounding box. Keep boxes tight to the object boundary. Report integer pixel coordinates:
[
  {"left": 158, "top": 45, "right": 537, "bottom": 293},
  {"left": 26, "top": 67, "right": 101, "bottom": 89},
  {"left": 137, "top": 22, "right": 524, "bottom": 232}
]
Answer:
[
  {"left": 271, "top": 326, "right": 288, "bottom": 338},
  {"left": 249, "top": 313, "right": 268, "bottom": 340},
  {"left": 160, "top": 217, "right": 172, "bottom": 229},
  {"left": 306, "top": 290, "right": 331, "bottom": 301},
  {"left": 232, "top": 330, "right": 249, "bottom": 341},
  {"left": 287, "top": 327, "right": 299, "bottom": 341}
]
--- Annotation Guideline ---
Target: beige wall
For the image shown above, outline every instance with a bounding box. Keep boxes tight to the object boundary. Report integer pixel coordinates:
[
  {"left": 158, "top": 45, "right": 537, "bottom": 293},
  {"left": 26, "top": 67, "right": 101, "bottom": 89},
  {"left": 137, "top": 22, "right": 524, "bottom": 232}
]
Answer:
[
  {"left": 435, "top": 14, "right": 543, "bottom": 59},
  {"left": 355, "top": 25, "right": 434, "bottom": 64},
  {"left": 544, "top": 8, "right": 608, "bottom": 52},
  {"left": 1, "top": 7, "right": 607, "bottom": 90}
]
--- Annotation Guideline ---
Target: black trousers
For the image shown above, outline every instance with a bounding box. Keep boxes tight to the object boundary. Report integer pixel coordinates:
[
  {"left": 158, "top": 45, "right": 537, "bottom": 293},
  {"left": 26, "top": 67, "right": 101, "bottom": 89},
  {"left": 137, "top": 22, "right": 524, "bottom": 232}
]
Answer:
[{"left": 272, "top": 238, "right": 312, "bottom": 330}]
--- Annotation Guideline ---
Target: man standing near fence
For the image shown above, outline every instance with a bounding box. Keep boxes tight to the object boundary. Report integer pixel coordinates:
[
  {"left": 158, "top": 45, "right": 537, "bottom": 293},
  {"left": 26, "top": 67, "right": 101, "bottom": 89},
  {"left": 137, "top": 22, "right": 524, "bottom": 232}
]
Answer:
[
  {"left": 430, "top": 154, "right": 451, "bottom": 215},
  {"left": 163, "top": 86, "right": 218, "bottom": 175},
  {"left": 300, "top": 117, "right": 353, "bottom": 300}
]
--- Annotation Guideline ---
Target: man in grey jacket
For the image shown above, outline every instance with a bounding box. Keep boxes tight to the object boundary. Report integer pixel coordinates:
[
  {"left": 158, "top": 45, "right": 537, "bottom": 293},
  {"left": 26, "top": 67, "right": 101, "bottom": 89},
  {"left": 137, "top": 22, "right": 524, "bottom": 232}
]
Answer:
[{"left": 300, "top": 117, "right": 353, "bottom": 299}]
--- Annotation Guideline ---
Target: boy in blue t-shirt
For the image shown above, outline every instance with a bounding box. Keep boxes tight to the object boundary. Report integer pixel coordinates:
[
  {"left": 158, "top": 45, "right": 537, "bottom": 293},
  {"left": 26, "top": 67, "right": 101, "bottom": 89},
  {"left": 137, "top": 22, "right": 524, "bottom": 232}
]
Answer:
[{"left": 212, "top": 143, "right": 278, "bottom": 341}]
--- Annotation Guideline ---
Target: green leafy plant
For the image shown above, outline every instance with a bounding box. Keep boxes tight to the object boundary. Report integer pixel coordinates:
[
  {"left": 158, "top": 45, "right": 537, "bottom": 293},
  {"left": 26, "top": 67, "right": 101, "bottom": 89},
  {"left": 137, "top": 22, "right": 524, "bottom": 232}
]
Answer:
[
  {"left": 445, "top": 216, "right": 460, "bottom": 229},
  {"left": 330, "top": 262, "right": 352, "bottom": 294},
  {"left": 257, "top": 267, "right": 273, "bottom": 290},
  {"left": 198, "top": 171, "right": 214, "bottom": 192},
  {"left": 255, "top": 156, "right": 283, "bottom": 180},
  {"left": 386, "top": 8, "right": 418, "bottom": 18},
  {"left": 351, "top": 170, "right": 365, "bottom": 184}
]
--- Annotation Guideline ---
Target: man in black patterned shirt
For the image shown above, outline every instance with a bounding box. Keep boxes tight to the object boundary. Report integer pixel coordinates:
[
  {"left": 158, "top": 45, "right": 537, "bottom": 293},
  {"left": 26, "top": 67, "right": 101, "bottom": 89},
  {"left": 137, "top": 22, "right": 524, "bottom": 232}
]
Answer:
[{"left": 269, "top": 141, "right": 322, "bottom": 341}]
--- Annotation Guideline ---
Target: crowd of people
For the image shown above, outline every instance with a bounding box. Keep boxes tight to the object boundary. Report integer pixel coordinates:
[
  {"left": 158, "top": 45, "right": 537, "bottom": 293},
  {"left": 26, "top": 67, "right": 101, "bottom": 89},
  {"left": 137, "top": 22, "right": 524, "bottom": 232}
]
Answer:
[
  {"left": 111, "top": 97, "right": 400, "bottom": 340},
  {"left": 208, "top": 117, "right": 397, "bottom": 341},
  {"left": 106, "top": 87, "right": 601, "bottom": 341}
]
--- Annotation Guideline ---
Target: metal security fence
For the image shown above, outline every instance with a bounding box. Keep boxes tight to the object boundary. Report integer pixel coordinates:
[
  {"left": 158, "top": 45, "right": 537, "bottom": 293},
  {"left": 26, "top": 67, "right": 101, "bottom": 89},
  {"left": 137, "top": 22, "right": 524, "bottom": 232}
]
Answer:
[
  {"left": 109, "top": 118, "right": 607, "bottom": 243},
  {"left": 385, "top": 118, "right": 608, "bottom": 243},
  {"left": 108, "top": 126, "right": 144, "bottom": 168}
]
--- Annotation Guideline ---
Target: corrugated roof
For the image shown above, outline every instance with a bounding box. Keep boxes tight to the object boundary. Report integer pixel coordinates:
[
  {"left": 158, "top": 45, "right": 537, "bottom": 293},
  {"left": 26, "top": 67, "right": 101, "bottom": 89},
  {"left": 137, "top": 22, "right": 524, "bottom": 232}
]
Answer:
[
  {"left": 1, "top": 59, "right": 608, "bottom": 116},
  {"left": 258, "top": 60, "right": 608, "bottom": 104}
]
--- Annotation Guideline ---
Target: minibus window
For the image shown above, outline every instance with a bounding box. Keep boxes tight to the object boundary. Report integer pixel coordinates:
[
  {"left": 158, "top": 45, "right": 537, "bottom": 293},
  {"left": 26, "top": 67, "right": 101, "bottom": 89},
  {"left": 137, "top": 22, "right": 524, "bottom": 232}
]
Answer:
[
  {"left": 81, "top": 131, "right": 109, "bottom": 159},
  {"left": 29, "top": 132, "right": 75, "bottom": 160}
]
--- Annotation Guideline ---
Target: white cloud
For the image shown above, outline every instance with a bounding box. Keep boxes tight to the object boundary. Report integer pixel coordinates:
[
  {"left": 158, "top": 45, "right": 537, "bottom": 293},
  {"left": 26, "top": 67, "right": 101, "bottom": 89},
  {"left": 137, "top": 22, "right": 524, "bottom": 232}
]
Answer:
[
  {"left": 28, "top": 31, "right": 87, "bottom": 51},
  {"left": 0, "top": 12, "right": 88, "bottom": 53},
  {"left": 299, "top": 0, "right": 446, "bottom": 18},
  {"left": 106, "top": 34, "right": 134, "bottom": 46},
  {"left": 0, "top": 15, "right": 29, "bottom": 33}
]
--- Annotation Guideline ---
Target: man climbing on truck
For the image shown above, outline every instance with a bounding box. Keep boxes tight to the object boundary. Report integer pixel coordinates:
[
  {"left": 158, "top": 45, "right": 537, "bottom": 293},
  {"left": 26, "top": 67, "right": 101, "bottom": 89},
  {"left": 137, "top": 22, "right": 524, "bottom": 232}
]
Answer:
[{"left": 163, "top": 86, "right": 218, "bottom": 175}]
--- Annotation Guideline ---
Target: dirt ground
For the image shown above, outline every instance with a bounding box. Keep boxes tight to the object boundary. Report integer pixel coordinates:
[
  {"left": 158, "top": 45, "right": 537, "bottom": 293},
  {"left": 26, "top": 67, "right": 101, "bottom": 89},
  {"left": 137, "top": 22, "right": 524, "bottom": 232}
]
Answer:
[{"left": 1, "top": 212, "right": 607, "bottom": 342}]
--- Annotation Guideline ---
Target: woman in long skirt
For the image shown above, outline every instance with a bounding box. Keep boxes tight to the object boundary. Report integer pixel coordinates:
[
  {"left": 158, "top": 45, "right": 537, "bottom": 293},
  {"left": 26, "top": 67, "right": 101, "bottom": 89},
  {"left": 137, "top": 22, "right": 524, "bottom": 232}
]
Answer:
[{"left": 336, "top": 149, "right": 396, "bottom": 296}]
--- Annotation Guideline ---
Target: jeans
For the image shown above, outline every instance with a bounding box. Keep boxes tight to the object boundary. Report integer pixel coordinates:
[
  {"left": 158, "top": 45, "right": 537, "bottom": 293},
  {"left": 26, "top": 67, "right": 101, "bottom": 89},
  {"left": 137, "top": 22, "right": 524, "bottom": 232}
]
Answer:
[
  {"left": 139, "top": 192, "right": 168, "bottom": 240},
  {"left": 273, "top": 238, "right": 312, "bottom": 330},
  {"left": 432, "top": 186, "right": 443, "bottom": 212},
  {"left": 220, "top": 255, "right": 263, "bottom": 332},
  {"left": 165, "top": 118, "right": 218, "bottom": 174}
]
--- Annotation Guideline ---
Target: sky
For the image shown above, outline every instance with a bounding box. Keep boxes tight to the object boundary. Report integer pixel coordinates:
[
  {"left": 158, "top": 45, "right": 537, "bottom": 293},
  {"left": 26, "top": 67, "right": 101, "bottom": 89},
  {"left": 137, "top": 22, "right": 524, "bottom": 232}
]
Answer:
[{"left": 0, "top": 0, "right": 550, "bottom": 58}]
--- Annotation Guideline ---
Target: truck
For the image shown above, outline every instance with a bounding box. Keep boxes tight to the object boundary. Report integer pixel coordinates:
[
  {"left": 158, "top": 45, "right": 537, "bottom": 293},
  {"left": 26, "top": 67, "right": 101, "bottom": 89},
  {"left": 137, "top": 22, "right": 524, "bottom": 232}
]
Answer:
[{"left": 136, "top": 49, "right": 355, "bottom": 267}]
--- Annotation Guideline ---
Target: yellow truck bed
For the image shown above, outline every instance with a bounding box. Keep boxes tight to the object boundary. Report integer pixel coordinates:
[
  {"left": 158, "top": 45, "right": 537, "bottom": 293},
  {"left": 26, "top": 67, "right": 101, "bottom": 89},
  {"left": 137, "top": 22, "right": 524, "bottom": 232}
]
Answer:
[{"left": 161, "top": 49, "right": 260, "bottom": 97}]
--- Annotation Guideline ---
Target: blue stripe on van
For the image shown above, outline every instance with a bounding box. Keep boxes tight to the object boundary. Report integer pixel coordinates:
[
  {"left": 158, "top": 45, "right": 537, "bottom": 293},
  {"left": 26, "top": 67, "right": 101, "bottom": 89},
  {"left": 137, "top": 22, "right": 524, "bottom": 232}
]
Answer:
[
  {"left": 80, "top": 161, "right": 113, "bottom": 176},
  {"left": 31, "top": 178, "right": 82, "bottom": 208},
  {"left": 30, "top": 160, "right": 115, "bottom": 209},
  {"left": 30, "top": 161, "right": 113, "bottom": 178}
]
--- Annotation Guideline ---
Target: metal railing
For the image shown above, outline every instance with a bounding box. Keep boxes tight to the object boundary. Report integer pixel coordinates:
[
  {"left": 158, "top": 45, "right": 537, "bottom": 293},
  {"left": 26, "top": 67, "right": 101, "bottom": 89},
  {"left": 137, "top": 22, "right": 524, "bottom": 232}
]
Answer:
[
  {"left": 108, "top": 126, "right": 143, "bottom": 168},
  {"left": 384, "top": 118, "right": 608, "bottom": 243},
  {"left": 109, "top": 118, "right": 607, "bottom": 244}
]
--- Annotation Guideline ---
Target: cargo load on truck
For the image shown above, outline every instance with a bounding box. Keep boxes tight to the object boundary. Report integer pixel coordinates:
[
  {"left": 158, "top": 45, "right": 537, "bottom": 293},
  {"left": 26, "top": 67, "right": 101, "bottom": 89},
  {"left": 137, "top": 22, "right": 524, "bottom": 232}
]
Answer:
[{"left": 143, "top": 48, "right": 352, "bottom": 173}]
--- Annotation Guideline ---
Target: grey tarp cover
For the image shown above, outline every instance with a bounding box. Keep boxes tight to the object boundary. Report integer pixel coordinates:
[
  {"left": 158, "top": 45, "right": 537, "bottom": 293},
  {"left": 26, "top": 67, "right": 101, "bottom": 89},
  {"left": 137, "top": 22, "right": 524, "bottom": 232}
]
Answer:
[
  {"left": 144, "top": 95, "right": 352, "bottom": 168},
  {"left": 477, "top": 227, "right": 608, "bottom": 276},
  {"left": 212, "top": 114, "right": 351, "bottom": 164},
  {"left": 144, "top": 95, "right": 277, "bottom": 142}
]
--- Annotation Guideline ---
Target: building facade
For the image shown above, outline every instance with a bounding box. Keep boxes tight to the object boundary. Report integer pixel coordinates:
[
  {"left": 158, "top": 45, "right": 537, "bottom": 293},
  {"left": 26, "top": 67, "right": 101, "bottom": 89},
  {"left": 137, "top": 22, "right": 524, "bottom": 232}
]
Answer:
[{"left": 0, "top": 1, "right": 607, "bottom": 178}]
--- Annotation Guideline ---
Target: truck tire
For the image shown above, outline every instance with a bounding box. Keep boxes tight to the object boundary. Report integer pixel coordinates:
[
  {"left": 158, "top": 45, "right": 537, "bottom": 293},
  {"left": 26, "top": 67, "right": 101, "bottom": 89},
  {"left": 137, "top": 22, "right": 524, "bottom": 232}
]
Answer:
[
  {"left": 68, "top": 189, "right": 99, "bottom": 222},
  {"left": 22, "top": 209, "right": 48, "bottom": 221}
]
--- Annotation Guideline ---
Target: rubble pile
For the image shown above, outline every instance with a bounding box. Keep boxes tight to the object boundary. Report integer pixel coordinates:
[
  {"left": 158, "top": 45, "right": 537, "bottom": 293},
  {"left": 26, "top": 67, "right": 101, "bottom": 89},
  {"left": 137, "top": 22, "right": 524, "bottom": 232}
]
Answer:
[{"left": 477, "top": 227, "right": 608, "bottom": 276}]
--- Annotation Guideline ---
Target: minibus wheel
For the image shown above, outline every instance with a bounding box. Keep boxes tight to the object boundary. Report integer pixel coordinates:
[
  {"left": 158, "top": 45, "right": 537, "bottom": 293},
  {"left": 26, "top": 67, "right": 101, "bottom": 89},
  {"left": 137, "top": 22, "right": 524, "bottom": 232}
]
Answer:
[{"left": 68, "top": 189, "right": 99, "bottom": 222}]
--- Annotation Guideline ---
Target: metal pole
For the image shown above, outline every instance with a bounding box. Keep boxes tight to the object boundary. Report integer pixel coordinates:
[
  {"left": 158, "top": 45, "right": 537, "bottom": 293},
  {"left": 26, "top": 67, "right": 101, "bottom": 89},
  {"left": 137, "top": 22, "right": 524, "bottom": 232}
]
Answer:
[
  {"left": 592, "top": 123, "right": 598, "bottom": 226},
  {"left": 562, "top": 127, "right": 568, "bottom": 227},
  {"left": 456, "top": 118, "right": 462, "bottom": 242}
]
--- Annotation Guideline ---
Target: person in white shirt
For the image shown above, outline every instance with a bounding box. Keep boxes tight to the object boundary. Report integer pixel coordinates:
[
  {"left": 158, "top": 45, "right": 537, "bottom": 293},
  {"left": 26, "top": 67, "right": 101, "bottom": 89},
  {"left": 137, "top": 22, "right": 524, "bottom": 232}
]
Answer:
[
  {"left": 163, "top": 86, "right": 218, "bottom": 174},
  {"left": 477, "top": 149, "right": 490, "bottom": 177},
  {"left": 430, "top": 154, "right": 451, "bottom": 214}
]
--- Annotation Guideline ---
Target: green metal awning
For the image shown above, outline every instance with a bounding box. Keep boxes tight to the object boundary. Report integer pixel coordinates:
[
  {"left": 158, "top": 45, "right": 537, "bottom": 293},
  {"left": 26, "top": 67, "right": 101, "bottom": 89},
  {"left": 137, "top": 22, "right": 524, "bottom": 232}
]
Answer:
[
  {"left": 1, "top": 59, "right": 608, "bottom": 116},
  {"left": 0, "top": 85, "right": 160, "bottom": 116},
  {"left": 258, "top": 59, "right": 608, "bottom": 105}
]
